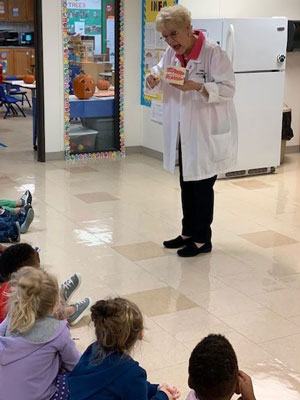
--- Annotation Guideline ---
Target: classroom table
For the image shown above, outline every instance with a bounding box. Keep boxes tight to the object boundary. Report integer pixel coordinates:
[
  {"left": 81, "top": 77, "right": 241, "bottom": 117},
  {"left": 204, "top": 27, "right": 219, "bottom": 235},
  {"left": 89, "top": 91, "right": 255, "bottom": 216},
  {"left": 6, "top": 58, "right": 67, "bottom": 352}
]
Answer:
[{"left": 4, "top": 80, "right": 36, "bottom": 97}]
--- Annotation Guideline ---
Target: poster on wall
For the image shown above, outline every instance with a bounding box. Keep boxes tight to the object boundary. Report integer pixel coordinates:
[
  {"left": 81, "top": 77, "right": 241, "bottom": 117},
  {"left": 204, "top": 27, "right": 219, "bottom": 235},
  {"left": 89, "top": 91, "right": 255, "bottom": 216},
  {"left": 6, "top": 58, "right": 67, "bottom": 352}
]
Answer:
[
  {"left": 141, "top": 0, "right": 178, "bottom": 107},
  {"left": 67, "top": 0, "right": 102, "bottom": 54},
  {"left": 106, "top": 16, "right": 115, "bottom": 64}
]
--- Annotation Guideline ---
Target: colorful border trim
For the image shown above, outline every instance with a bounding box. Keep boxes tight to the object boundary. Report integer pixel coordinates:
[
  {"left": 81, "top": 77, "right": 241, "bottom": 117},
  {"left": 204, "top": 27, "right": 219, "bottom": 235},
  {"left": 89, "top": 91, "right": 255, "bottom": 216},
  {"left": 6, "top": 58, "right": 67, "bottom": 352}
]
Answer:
[{"left": 61, "top": 0, "right": 125, "bottom": 161}]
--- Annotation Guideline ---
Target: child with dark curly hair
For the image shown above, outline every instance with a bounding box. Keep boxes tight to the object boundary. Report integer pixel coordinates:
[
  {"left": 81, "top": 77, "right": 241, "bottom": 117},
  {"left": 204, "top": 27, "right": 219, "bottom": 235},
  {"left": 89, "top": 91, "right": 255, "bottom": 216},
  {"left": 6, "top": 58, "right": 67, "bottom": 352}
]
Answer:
[
  {"left": 187, "top": 334, "right": 256, "bottom": 400},
  {"left": 0, "top": 243, "right": 91, "bottom": 325}
]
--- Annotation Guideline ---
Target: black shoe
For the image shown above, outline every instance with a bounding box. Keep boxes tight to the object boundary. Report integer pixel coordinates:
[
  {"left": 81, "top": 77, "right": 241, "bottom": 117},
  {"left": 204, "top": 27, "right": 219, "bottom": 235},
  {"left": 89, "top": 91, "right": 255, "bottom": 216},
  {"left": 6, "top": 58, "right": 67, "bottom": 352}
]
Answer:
[
  {"left": 163, "top": 235, "right": 192, "bottom": 249},
  {"left": 177, "top": 242, "right": 212, "bottom": 257}
]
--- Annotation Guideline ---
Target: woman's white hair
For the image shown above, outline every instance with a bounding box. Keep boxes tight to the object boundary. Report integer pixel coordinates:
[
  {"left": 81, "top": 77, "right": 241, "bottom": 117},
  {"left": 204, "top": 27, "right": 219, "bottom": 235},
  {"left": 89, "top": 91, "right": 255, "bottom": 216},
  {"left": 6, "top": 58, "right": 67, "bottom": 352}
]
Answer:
[{"left": 155, "top": 4, "right": 192, "bottom": 32}]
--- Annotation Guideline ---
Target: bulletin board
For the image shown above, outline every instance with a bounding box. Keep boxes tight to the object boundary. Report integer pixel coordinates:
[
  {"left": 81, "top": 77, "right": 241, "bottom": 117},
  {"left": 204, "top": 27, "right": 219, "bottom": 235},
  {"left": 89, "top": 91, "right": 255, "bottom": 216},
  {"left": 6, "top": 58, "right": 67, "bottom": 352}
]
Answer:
[
  {"left": 141, "top": 0, "right": 178, "bottom": 107},
  {"left": 67, "top": 0, "right": 102, "bottom": 53}
]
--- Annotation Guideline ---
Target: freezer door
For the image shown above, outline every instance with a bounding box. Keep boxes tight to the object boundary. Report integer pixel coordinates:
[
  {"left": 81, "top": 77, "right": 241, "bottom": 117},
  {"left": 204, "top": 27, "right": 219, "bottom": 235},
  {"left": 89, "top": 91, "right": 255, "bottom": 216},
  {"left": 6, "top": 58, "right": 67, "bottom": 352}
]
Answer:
[
  {"left": 231, "top": 71, "right": 285, "bottom": 172},
  {"left": 223, "top": 18, "right": 287, "bottom": 72},
  {"left": 192, "top": 19, "right": 223, "bottom": 45}
]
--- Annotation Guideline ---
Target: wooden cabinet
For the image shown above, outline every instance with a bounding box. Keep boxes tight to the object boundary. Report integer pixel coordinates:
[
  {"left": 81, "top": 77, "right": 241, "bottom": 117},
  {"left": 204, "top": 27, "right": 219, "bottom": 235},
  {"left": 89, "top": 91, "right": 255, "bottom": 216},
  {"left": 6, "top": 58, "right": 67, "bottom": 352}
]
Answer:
[
  {"left": 0, "top": 48, "right": 35, "bottom": 76},
  {"left": 0, "top": 0, "right": 34, "bottom": 21},
  {"left": 13, "top": 48, "right": 34, "bottom": 75},
  {"left": 26, "top": 0, "right": 34, "bottom": 21},
  {"left": 13, "top": 49, "right": 29, "bottom": 75},
  {"left": 8, "top": 0, "right": 26, "bottom": 22},
  {"left": 0, "top": 0, "right": 9, "bottom": 21}
]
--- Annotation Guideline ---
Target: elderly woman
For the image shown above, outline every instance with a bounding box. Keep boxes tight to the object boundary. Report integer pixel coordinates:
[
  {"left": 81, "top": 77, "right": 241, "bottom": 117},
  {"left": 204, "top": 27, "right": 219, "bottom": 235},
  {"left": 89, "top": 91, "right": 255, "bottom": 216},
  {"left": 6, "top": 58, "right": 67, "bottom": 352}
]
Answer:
[{"left": 146, "top": 5, "right": 238, "bottom": 257}]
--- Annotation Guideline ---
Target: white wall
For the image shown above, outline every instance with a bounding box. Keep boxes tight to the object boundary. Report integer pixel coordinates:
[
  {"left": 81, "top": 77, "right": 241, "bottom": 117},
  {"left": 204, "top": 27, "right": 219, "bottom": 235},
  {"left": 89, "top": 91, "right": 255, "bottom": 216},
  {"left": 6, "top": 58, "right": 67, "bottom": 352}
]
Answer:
[
  {"left": 142, "top": 0, "right": 300, "bottom": 151},
  {"left": 42, "top": 0, "right": 65, "bottom": 155},
  {"left": 123, "top": 0, "right": 143, "bottom": 147},
  {"left": 219, "top": 0, "right": 300, "bottom": 19}
]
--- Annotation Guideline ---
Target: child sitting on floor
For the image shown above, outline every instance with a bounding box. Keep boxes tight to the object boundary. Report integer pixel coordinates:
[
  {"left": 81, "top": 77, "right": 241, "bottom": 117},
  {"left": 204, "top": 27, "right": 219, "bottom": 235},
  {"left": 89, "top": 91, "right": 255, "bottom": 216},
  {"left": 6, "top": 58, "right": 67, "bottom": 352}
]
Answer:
[
  {"left": 0, "top": 243, "right": 91, "bottom": 325},
  {"left": 186, "top": 334, "right": 256, "bottom": 400},
  {"left": 0, "top": 219, "right": 20, "bottom": 243},
  {"left": 0, "top": 189, "right": 32, "bottom": 214},
  {"left": 0, "top": 190, "right": 34, "bottom": 234},
  {"left": 68, "top": 297, "right": 181, "bottom": 400},
  {"left": 0, "top": 267, "right": 81, "bottom": 400}
]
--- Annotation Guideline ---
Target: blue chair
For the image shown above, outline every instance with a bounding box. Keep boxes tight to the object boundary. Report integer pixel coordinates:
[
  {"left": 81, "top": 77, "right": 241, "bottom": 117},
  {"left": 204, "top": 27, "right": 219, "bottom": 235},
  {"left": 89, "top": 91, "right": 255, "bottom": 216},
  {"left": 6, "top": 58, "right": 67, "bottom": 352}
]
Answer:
[
  {"left": 4, "top": 76, "right": 31, "bottom": 108},
  {"left": 0, "top": 85, "right": 26, "bottom": 119}
]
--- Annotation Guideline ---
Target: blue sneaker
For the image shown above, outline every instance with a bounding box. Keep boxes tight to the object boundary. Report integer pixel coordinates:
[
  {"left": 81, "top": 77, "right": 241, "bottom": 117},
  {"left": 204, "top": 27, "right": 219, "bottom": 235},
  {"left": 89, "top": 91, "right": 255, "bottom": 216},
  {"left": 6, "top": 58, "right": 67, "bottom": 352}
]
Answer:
[
  {"left": 68, "top": 297, "right": 92, "bottom": 326},
  {"left": 61, "top": 273, "right": 82, "bottom": 303}
]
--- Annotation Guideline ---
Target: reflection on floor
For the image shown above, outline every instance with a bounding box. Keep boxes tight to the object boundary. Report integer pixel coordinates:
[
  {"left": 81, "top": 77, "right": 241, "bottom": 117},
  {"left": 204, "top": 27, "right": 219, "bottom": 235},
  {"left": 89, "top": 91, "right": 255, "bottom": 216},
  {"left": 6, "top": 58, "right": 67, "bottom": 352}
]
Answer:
[{"left": 1, "top": 134, "right": 300, "bottom": 398}]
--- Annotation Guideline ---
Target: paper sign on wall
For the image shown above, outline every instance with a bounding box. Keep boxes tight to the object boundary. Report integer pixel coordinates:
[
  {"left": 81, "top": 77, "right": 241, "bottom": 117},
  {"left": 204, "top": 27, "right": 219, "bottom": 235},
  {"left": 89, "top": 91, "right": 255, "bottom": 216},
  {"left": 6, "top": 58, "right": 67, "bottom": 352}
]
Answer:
[
  {"left": 141, "top": 0, "right": 178, "bottom": 107},
  {"left": 67, "top": 1, "right": 101, "bottom": 10},
  {"left": 151, "top": 100, "right": 163, "bottom": 124}
]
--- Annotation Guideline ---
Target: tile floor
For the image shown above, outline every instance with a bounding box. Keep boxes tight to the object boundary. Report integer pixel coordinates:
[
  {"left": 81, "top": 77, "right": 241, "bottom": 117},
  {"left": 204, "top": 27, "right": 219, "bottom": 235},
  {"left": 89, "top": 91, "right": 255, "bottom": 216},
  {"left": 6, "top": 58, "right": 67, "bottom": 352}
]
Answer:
[{"left": 1, "top": 113, "right": 300, "bottom": 398}]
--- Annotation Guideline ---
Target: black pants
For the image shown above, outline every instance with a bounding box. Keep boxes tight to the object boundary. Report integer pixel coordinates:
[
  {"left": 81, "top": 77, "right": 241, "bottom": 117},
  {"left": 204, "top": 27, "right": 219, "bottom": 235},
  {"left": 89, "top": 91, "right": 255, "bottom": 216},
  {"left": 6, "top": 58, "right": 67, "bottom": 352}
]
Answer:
[{"left": 179, "top": 143, "right": 217, "bottom": 243}]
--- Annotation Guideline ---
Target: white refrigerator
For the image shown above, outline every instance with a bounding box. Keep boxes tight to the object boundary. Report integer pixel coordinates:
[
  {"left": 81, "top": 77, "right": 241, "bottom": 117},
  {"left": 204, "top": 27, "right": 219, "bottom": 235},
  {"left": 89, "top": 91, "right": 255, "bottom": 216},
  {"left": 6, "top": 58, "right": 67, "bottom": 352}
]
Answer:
[{"left": 192, "top": 18, "right": 288, "bottom": 177}]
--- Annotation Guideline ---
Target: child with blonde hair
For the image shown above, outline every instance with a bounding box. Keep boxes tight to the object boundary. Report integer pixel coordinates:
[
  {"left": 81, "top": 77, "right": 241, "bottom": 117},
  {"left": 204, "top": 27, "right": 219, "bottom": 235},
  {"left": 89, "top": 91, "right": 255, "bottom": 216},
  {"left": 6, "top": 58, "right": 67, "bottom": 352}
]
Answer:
[
  {"left": 0, "top": 267, "right": 80, "bottom": 400},
  {"left": 68, "top": 297, "right": 181, "bottom": 400}
]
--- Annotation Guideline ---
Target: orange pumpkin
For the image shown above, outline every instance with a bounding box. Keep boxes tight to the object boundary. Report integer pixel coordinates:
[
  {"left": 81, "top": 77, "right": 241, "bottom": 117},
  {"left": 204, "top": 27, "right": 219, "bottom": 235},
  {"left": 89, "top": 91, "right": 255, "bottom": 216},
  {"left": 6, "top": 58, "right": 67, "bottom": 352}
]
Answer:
[
  {"left": 97, "top": 79, "right": 110, "bottom": 91},
  {"left": 73, "top": 72, "right": 95, "bottom": 99},
  {"left": 23, "top": 75, "right": 35, "bottom": 84}
]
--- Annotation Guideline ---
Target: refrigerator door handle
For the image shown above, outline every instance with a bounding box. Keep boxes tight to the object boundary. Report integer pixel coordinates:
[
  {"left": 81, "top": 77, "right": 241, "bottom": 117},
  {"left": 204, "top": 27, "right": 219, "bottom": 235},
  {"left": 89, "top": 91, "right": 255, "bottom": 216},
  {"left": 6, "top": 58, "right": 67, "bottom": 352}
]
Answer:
[{"left": 226, "top": 23, "right": 235, "bottom": 66}]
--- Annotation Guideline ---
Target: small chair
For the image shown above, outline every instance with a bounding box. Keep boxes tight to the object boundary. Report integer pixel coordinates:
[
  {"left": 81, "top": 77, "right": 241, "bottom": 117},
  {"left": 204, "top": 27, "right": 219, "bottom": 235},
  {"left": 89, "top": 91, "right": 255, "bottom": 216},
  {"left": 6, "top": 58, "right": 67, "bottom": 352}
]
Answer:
[
  {"left": 0, "top": 85, "right": 26, "bottom": 119},
  {"left": 4, "top": 76, "right": 31, "bottom": 108}
]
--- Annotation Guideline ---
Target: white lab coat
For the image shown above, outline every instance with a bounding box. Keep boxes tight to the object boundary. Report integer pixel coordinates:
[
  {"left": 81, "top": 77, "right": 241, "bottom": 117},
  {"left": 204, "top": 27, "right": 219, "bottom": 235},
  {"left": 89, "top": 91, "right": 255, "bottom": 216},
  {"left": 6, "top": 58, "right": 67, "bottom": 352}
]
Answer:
[{"left": 151, "top": 39, "right": 238, "bottom": 181}]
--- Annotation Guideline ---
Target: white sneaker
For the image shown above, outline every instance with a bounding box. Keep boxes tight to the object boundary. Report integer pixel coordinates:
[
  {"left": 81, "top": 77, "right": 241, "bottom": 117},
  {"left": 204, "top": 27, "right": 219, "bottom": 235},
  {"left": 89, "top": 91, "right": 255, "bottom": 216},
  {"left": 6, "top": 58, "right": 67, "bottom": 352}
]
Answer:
[{"left": 20, "top": 190, "right": 32, "bottom": 206}]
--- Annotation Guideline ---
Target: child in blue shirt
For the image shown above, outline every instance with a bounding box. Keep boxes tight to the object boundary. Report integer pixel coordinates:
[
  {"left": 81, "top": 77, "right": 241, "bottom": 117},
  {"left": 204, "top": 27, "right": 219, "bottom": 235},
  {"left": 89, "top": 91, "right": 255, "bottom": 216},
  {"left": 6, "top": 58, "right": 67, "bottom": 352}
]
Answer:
[{"left": 68, "top": 297, "right": 181, "bottom": 400}]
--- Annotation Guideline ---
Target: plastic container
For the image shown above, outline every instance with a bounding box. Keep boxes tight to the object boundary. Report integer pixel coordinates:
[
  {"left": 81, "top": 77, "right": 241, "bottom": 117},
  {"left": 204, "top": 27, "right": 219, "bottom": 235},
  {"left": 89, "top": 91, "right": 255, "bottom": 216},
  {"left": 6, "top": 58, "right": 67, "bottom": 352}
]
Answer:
[
  {"left": 69, "top": 125, "right": 98, "bottom": 154},
  {"left": 83, "top": 117, "right": 115, "bottom": 151}
]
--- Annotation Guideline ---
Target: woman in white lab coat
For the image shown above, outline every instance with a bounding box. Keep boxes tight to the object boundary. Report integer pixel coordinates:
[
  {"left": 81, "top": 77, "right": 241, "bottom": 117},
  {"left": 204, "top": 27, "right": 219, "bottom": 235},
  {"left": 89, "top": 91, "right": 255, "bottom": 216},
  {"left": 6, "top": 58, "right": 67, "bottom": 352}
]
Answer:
[{"left": 147, "top": 5, "right": 238, "bottom": 257}]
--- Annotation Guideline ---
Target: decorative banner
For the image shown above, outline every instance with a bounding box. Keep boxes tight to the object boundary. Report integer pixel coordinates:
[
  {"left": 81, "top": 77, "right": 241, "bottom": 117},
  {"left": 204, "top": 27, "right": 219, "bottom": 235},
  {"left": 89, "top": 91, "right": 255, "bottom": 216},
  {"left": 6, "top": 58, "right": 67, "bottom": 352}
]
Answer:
[
  {"left": 62, "top": 0, "right": 125, "bottom": 162},
  {"left": 67, "top": 1, "right": 101, "bottom": 9},
  {"left": 141, "top": 0, "right": 178, "bottom": 107}
]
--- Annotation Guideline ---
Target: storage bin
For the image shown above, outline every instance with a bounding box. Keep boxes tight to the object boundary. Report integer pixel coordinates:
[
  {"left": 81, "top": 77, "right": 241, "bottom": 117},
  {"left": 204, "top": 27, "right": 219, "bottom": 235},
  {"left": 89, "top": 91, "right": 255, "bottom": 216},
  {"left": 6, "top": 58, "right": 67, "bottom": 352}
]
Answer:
[
  {"left": 83, "top": 117, "right": 115, "bottom": 151},
  {"left": 69, "top": 125, "right": 98, "bottom": 154}
]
